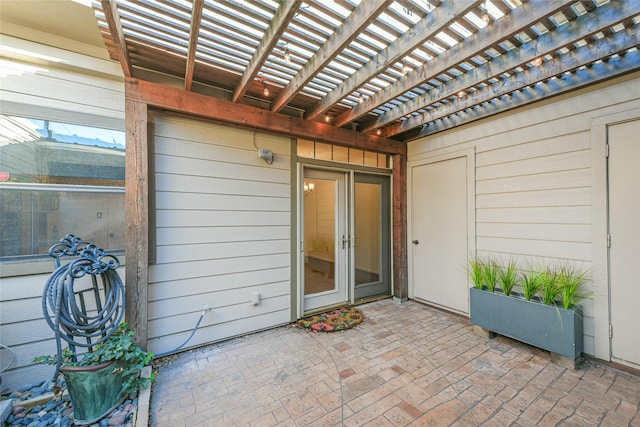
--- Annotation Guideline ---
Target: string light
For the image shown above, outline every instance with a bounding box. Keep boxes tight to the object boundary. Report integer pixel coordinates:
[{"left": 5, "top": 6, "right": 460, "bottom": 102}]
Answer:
[
  {"left": 480, "top": 3, "right": 490, "bottom": 23},
  {"left": 376, "top": 128, "right": 382, "bottom": 136},
  {"left": 325, "top": 114, "right": 331, "bottom": 123},
  {"left": 532, "top": 57, "right": 543, "bottom": 67},
  {"left": 402, "top": 58, "right": 411, "bottom": 76},
  {"left": 283, "top": 45, "right": 291, "bottom": 63},
  {"left": 457, "top": 90, "right": 466, "bottom": 98},
  {"left": 263, "top": 81, "right": 269, "bottom": 97}
]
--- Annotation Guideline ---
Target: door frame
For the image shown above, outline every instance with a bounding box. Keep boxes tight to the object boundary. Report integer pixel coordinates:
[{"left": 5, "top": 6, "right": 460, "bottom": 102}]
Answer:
[
  {"left": 407, "top": 147, "right": 476, "bottom": 311},
  {"left": 591, "top": 108, "right": 640, "bottom": 363},
  {"left": 296, "top": 162, "right": 392, "bottom": 317}
]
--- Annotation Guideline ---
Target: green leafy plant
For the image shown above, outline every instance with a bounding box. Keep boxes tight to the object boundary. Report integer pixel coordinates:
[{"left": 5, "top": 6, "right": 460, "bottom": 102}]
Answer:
[
  {"left": 498, "top": 258, "right": 518, "bottom": 296},
  {"left": 468, "top": 256, "right": 485, "bottom": 290},
  {"left": 520, "top": 267, "right": 544, "bottom": 301},
  {"left": 483, "top": 258, "right": 499, "bottom": 293},
  {"left": 540, "top": 269, "right": 560, "bottom": 306},
  {"left": 33, "top": 323, "right": 155, "bottom": 393},
  {"left": 556, "top": 264, "right": 590, "bottom": 310}
]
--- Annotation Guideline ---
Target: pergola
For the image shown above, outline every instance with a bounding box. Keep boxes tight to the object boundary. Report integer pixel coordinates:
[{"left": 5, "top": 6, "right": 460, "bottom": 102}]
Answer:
[{"left": 90, "top": 0, "right": 640, "bottom": 343}]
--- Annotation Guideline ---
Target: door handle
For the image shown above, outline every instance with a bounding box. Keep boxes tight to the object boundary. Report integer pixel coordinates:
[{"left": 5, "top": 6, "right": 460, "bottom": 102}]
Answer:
[
  {"left": 412, "top": 240, "right": 419, "bottom": 245},
  {"left": 342, "top": 235, "right": 348, "bottom": 249}
]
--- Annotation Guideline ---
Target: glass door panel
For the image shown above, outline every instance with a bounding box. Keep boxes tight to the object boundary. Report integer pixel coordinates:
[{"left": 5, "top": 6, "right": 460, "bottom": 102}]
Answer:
[
  {"left": 353, "top": 173, "right": 390, "bottom": 300},
  {"left": 303, "top": 169, "right": 347, "bottom": 311}
]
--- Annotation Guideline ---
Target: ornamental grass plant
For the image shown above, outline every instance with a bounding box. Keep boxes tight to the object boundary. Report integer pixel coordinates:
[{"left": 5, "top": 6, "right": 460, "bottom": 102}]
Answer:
[
  {"left": 520, "top": 267, "right": 545, "bottom": 301},
  {"left": 498, "top": 258, "right": 518, "bottom": 296},
  {"left": 541, "top": 269, "right": 561, "bottom": 306},
  {"left": 483, "top": 258, "right": 499, "bottom": 293},
  {"left": 556, "top": 264, "right": 590, "bottom": 310},
  {"left": 468, "top": 256, "right": 485, "bottom": 290}
]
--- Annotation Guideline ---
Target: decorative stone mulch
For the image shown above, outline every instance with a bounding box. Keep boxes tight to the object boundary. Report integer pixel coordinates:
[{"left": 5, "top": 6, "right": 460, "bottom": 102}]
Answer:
[{"left": 2, "top": 380, "right": 138, "bottom": 427}]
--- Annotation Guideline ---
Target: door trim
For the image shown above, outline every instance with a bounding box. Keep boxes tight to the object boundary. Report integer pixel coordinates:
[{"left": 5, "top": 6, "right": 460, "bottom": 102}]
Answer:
[
  {"left": 591, "top": 108, "right": 640, "bottom": 362},
  {"left": 407, "top": 147, "right": 476, "bottom": 310}
]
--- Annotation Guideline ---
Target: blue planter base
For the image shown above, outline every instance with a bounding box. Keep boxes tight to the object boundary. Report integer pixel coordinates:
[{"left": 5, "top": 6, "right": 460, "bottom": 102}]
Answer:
[{"left": 470, "top": 288, "right": 583, "bottom": 365}]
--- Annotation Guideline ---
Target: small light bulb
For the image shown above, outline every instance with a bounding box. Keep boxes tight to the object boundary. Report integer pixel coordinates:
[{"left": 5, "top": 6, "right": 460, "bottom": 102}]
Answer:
[
  {"left": 284, "top": 48, "right": 291, "bottom": 63},
  {"left": 376, "top": 128, "right": 382, "bottom": 136},
  {"left": 532, "top": 57, "right": 543, "bottom": 67},
  {"left": 480, "top": 4, "right": 490, "bottom": 23},
  {"left": 402, "top": 59, "right": 410, "bottom": 76},
  {"left": 325, "top": 115, "right": 331, "bottom": 123},
  {"left": 263, "top": 82, "right": 269, "bottom": 97},
  {"left": 457, "top": 90, "right": 466, "bottom": 98}
]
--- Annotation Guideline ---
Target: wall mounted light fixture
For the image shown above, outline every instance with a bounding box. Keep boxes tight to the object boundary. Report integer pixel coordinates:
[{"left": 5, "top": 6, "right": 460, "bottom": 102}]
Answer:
[{"left": 304, "top": 181, "right": 315, "bottom": 195}]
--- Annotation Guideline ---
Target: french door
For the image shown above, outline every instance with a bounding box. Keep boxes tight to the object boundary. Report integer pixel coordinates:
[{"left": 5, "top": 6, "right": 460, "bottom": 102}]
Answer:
[{"left": 301, "top": 168, "right": 390, "bottom": 313}]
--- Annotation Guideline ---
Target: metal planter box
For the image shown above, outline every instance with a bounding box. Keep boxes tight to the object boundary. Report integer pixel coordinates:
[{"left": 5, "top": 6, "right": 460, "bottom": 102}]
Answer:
[{"left": 470, "top": 288, "right": 583, "bottom": 359}]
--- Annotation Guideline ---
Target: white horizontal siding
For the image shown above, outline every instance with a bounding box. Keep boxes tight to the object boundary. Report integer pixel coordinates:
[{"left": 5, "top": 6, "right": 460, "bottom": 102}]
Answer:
[
  {"left": 148, "top": 113, "right": 292, "bottom": 356},
  {"left": 147, "top": 309, "right": 290, "bottom": 355},
  {"left": 149, "top": 267, "right": 289, "bottom": 300},
  {"left": 0, "top": 58, "right": 123, "bottom": 120},
  {"left": 155, "top": 225, "right": 290, "bottom": 246},
  {"left": 408, "top": 74, "right": 640, "bottom": 358}
]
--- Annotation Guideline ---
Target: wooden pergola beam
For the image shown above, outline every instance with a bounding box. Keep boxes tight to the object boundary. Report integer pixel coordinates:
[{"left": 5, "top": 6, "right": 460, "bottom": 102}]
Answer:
[
  {"left": 126, "top": 78, "right": 406, "bottom": 155},
  {"left": 392, "top": 154, "right": 407, "bottom": 302},
  {"left": 124, "top": 99, "right": 149, "bottom": 347},
  {"left": 365, "top": 0, "right": 640, "bottom": 134},
  {"left": 306, "top": 0, "right": 479, "bottom": 121},
  {"left": 270, "top": 0, "right": 393, "bottom": 113},
  {"left": 184, "top": 0, "right": 204, "bottom": 91},
  {"left": 232, "top": 0, "right": 302, "bottom": 103},
  {"left": 338, "top": 0, "right": 574, "bottom": 129},
  {"left": 100, "top": 0, "right": 132, "bottom": 77},
  {"left": 396, "top": 29, "right": 640, "bottom": 139}
]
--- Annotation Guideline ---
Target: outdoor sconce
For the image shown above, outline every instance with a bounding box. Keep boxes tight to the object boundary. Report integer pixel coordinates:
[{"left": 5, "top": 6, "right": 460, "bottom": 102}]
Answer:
[{"left": 258, "top": 148, "right": 273, "bottom": 164}]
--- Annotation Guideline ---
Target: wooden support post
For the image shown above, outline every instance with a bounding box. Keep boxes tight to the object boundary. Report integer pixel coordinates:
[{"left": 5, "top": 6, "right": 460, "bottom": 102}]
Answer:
[
  {"left": 125, "top": 99, "right": 149, "bottom": 349},
  {"left": 392, "top": 154, "right": 408, "bottom": 302}
]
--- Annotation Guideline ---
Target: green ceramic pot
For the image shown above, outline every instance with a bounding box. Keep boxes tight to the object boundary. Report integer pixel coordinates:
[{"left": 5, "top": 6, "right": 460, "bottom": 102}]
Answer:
[{"left": 61, "top": 360, "right": 125, "bottom": 425}]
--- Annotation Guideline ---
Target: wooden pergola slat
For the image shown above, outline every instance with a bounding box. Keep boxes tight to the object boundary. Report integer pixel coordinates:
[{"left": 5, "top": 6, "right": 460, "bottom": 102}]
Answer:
[
  {"left": 413, "top": 48, "right": 640, "bottom": 139},
  {"left": 100, "top": 0, "right": 132, "bottom": 77},
  {"left": 389, "top": 27, "right": 640, "bottom": 138},
  {"left": 271, "top": 0, "right": 393, "bottom": 113},
  {"left": 363, "top": 0, "right": 640, "bottom": 134},
  {"left": 305, "top": 0, "right": 479, "bottom": 121},
  {"left": 232, "top": 0, "right": 303, "bottom": 103},
  {"left": 336, "top": 0, "right": 575, "bottom": 129},
  {"left": 184, "top": 0, "right": 204, "bottom": 91}
]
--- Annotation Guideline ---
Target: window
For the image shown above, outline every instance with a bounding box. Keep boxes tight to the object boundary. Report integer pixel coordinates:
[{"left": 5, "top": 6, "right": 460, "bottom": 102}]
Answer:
[
  {"left": 0, "top": 115, "right": 125, "bottom": 260},
  {"left": 297, "top": 138, "right": 389, "bottom": 168}
]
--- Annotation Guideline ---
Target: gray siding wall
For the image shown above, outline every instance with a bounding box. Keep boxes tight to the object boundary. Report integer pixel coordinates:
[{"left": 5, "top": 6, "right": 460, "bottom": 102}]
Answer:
[
  {"left": 408, "top": 74, "right": 640, "bottom": 358},
  {"left": 147, "top": 113, "right": 292, "bottom": 355}
]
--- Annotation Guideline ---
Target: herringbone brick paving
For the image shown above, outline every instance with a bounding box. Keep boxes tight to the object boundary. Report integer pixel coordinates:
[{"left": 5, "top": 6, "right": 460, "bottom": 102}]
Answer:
[{"left": 149, "top": 299, "right": 640, "bottom": 426}]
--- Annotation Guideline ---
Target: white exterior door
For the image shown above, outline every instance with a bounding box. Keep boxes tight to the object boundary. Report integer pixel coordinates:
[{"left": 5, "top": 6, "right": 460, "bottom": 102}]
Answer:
[
  {"left": 411, "top": 155, "right": 469, "bottom": 314},
  {"left": 608, "top": 119, "right": 640, "bottom": 369}
]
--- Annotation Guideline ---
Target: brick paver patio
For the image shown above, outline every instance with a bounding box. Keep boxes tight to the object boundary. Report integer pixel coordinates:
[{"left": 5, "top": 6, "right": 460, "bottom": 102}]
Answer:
[{"left": 149, "top": 299, "right": 640, "bottom": 426}]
